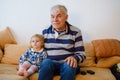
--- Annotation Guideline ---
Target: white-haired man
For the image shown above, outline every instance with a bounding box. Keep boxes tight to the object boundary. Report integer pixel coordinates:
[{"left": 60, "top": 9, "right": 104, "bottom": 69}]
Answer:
[{"left": 38, "top": 4, "right": 86, "bottom": 80}]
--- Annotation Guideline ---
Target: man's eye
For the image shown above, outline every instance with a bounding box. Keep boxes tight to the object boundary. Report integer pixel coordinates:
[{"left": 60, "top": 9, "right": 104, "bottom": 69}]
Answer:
[
  {"left": 58, "top": 15, "right": 61, "bottom": 17},
  {"left": 51, "top": 15, "right": 54, "bottom": 18}
]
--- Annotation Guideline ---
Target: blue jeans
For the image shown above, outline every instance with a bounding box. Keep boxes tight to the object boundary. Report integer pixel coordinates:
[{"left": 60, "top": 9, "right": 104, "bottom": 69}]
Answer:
[{"left": 38, "top": 59, "right": 80, "bottom": 80}]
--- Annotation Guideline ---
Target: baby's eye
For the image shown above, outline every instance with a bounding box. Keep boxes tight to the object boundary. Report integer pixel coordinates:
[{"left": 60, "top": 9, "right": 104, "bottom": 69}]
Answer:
[
  {"left": 36, "top": 41, "right": 40, "bottom": 42},
  {"left": 32, "top": 41, "right": 35, "bottom": 42}
]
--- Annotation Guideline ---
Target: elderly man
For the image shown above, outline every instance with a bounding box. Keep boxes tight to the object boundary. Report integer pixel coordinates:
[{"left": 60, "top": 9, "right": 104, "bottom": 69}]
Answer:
[{"left": 38, "top": 4, "right": 86, "bottom": 80}]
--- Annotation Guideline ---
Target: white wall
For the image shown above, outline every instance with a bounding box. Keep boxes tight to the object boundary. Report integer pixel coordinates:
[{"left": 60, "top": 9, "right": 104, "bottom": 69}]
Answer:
[{"left": 0, "top": 0, "right": 120, "bottom": 44}]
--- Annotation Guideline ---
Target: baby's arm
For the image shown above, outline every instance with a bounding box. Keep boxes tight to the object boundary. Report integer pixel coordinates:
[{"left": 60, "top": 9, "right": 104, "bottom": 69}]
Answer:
[{"left": 19, "top": 49, "right": 29, "bottom": 65}]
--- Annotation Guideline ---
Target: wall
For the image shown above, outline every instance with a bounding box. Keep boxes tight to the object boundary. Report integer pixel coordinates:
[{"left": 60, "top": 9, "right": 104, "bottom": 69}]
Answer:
[{"left": 0, "top": 0, "right": 120, "bottom": 44}]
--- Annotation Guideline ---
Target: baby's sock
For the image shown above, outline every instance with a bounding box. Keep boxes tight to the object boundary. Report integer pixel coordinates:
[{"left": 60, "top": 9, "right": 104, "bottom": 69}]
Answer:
[
  {"left": 18, "top": 67, "right": 24, "bottom": 76},
  {"left": 24, "top": 69, "right": 34, "bottom": 77},
  {"left": 24, "top": 65, "right": 38, "bottom": 77}
]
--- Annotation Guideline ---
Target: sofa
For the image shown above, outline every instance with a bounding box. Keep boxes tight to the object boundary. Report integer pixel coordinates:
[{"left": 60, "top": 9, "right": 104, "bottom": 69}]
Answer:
[{"left": 0, "top": 27, "right": 120, "bottom": 80}]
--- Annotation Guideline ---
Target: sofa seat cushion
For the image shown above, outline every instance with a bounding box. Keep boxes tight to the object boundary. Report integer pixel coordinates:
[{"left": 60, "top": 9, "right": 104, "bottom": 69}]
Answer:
[
  {"left": 0, "top": 74, "right": 28, "bottom": 80},
  {"left": 79, "top": 67, "right": 116, "bottom": 80},
  {"left": 29, "top": 67, "right": 116, "bottom": 80},
  {"left": 96, "top": 56, "right": 120, "bottom": 68},
  {"left": 0, "top": 64, "right": 28, "bottom": 80}
]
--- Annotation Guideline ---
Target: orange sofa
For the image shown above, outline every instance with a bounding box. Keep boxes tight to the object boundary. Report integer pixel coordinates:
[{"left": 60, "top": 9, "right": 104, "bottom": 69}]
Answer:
[{"left": 0, "top": 27, "right": 119, "bottom": 80}]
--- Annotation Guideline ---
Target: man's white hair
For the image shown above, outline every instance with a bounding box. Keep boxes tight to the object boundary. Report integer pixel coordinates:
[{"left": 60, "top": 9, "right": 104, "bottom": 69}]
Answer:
[{"left": 51, "top": 4, "right": 68, "bottom": 15}]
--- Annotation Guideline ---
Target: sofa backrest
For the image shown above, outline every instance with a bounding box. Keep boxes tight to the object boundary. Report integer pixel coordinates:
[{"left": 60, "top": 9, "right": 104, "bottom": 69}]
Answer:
[
  {"left": 80, "top": 43, "right": 96, "bottom": 67},
  {"left": 0, "top": 39, "right": 120, "bottom": 69},
  {"left": 1, "top": 44, "right": 29, "bottom": 65},
  {"left": 92, "top": 39, "right": 120, "bottom": 68},
  {"left": 81, "top": 39, "right": 120, "bottom": 68}
]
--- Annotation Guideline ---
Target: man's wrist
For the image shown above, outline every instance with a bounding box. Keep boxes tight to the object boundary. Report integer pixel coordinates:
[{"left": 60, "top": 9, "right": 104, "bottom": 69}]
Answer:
[{"left": 73, "top": 55, "right": 79, "bottom": 62}]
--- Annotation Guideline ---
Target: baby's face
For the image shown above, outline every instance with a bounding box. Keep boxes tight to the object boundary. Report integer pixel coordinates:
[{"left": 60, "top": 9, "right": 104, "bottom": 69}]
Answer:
[{"left": 31, "top": 37, "right": 43, "bottom": 50}]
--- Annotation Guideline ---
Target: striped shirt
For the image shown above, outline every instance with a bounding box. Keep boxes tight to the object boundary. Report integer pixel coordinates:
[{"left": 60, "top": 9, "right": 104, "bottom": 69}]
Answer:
[
  {"left": 19, "top": 48, "right": 47, "bottom": 69},
  {"left": 42, "top": 22, "right": 85, "bottom": 63}
]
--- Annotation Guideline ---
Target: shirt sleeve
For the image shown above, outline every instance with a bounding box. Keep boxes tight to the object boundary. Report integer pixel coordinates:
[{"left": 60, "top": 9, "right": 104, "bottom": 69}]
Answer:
[
  {"left": 19, "top": 49, "right": 29, "bottom": 65},
  {"left": 73, "top": 29, "right": 86, "bottom": 63}
]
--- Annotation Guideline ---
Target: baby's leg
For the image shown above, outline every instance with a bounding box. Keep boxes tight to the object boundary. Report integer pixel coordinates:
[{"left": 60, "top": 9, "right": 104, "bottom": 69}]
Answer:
[
  {"left": 24, "top": 65, "right": 38, "bottom": 77},
  {"left": 18, "top": 65, "right": 24, "bottom": 76},
  {"left": 22, "top": 61, "right": 31, "bottom": 70},
  {"left": 18, "top": 61, "right": 31, "bottom": 76}
]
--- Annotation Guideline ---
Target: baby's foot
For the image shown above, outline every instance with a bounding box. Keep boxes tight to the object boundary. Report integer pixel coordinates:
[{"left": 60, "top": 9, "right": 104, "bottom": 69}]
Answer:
[
  {"left": 18, "top": 71, "right": 24, "bottom": 76},
  {"left": 24, "top": 70, "right": 29, "bottom": 78}
]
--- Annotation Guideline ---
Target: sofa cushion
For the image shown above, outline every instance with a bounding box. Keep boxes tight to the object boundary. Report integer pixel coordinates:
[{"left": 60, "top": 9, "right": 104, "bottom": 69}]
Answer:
[
  {"left": 81, "top": 43, "right": 96, "bottom": 67},
  {"left": 78, "top": 67, "right": 116, "bottom": 80},
  {"left": 1, "top": 44, "right": 29, "bottom": 64},
  {"left": 96, "top": 56, "right": 120, "bottom": 68},
  {"left": 0, "top": 64, "right": 28, "bottom": 80},
  {"left": 81, "top": 57, "right": 96, "bottom": 67},
  {"left": 0, "top": 27, "right": 17, "bottom": 50},
  {"left": 0, "top": 74, "right": 28, "bottom": 80},
  {"left": 30, "top": 67, "right": 116, "bottom": 80},
  {"left": 92, "top": 39, "right": 120, "bottom": 58},
  {"left": 84, "top": 43, "right": 95, "bottom": 57}
]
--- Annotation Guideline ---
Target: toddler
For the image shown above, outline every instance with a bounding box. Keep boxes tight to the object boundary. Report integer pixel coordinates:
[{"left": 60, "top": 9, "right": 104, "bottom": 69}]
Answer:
[{"left": 18, "top": 34, "right": 47, "bottom": 77}]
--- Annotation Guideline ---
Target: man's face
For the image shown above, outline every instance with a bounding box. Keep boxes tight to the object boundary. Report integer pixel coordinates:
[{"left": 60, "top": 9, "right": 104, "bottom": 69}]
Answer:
[{"left": 50, "top": 8, "right": 68, "bottom": 31}]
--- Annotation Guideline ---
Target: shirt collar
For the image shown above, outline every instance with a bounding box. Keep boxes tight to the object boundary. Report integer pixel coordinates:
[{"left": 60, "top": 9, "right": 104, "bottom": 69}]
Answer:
[
  {"left": 31, "top": 48, "right": 44, "bottom": 53},
  {"left": 51, "top": 22, "right": 71, "bottom": 34}
]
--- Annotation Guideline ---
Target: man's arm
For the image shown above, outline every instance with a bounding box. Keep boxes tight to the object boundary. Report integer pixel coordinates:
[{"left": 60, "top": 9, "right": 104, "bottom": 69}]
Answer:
[{"left": 64, "top": 29, "right": 86, "bottom": 68}]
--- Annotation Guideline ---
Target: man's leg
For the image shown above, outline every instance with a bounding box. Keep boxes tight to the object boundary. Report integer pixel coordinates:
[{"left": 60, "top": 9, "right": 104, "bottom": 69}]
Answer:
[
  {"left": 60, "top": 63, "right": 77, "bottom": 80},
  {"left": 38, "top": 59, "right": 54, "bottom": 80}
]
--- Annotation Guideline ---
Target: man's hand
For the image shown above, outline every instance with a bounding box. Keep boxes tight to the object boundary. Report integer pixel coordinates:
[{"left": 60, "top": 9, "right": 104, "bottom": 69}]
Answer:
[{"left": 64, "top": 56, "right": 77, "bottom": 68}]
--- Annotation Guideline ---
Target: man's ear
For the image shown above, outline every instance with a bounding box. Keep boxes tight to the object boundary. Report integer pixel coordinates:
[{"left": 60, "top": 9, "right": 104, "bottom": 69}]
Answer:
[{"left": 66, "top": 15, "right": 68, "bottom": 21}]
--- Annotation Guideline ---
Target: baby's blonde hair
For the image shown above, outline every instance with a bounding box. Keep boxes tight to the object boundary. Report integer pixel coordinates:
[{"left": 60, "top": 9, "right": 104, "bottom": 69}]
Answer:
[{"left": 30, "top": 34, "right": 44, "bottom": 48}]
